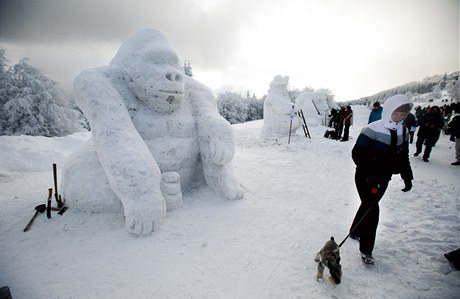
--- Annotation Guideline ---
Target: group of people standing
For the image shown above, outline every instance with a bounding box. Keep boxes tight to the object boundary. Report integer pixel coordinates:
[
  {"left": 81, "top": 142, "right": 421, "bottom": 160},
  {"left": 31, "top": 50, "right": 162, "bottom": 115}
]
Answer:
[
  {"left": 414, "top": 103, "right": 460, "bottom": 166},
  {"left": 368, "top": 101, "right": 459, "bottom": 164},
  {"left": 328, "top": 105, "right": 353, "bottom": 141}
]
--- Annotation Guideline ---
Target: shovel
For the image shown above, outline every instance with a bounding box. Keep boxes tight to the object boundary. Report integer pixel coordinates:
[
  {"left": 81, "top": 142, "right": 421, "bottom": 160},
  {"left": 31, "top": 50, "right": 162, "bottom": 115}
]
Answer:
[{"left": 23, "top": 204, "right": 46, "bottom": 232}]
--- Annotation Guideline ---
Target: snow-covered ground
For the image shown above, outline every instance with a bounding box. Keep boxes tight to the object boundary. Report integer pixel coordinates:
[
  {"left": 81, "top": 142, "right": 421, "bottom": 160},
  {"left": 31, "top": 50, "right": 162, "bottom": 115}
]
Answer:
[{"left": 1, "top": 104, "right": 459, "bottom": 299}]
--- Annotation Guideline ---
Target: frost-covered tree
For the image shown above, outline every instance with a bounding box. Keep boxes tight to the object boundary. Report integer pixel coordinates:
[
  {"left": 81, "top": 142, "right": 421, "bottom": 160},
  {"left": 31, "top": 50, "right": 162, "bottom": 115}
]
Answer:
[
  {"left": 217, "top": 91, "right": 248, "bottom": 124},
  {"left": 217, "top": 91, "right": 264, "bottom": 124},
  {"left": 0, "top": 49, "right": 14, "bottom": 108},
  {"left": 430, "top": 85, "right": 442, "bottom": 99},
  {"left": 183, "top": 62, "right": 193, "bottom": 77},
  {"left": 316, "top": 87, "right": 336, "bottom": 108},
  {"left": 246, "top": 95, "right": 264, "bottom": 121},
  {"left": 449, "top": 79, "right": 460, "bottom": 102},
  {"left": 0, "top": 52, "right": 85, "bottom": 136}
]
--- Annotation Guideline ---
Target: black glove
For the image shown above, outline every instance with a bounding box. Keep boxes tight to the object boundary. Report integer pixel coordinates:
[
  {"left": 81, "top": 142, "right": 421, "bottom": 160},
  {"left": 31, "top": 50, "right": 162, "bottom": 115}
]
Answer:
[{"left": 401, "top": 180, "right": 412, "bottom": 192}]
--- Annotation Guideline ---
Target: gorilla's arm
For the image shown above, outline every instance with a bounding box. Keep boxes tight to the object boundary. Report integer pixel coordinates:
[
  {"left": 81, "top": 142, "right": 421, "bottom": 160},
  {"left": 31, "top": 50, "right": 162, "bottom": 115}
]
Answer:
[
  {"left": 186, "top": 77, "right": 244, "bottom": 200},
  {"left": 186, "top": 77, "right": 235, "bottom": 165},
  {"left": 74, "top": 67, "right": 165, "bottom": 235}
]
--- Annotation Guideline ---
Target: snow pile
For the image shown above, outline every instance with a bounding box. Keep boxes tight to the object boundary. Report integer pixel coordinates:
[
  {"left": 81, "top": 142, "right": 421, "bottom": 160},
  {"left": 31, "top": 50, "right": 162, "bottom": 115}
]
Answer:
[
  {"left": 1, "top": 103, "right": 459, "bottom": 298},
  {"left": 295, "top": 91, "right": 330, "bottom": 127},
  {"left": 0, "top": 132, "right": 89, "bottom": 174}
]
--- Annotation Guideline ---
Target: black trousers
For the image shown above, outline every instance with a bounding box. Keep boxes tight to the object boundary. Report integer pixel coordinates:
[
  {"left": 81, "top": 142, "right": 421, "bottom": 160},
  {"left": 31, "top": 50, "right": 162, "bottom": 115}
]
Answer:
[
  {"left": 342, "top": 124, "right": 351, "bottom": 140},
  {"left": 415, "top": 135, "right": 435, "bottom": 160},
  {"left": 350, "top": 171, "right": 389, "bottom": 255}
]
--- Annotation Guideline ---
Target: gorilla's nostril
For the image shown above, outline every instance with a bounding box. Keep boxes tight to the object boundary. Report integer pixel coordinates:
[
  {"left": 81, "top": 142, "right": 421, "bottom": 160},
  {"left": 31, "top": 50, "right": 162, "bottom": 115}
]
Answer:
[{"left": 166, "top": 72, "right": 182, "bottom": 82}]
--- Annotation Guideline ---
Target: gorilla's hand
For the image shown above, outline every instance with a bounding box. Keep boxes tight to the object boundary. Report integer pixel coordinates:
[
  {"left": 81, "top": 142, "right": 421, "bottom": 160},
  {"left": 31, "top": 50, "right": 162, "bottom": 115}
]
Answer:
[
  {"left": 210, "top": 137, "right": 234, "bottom": 165},
  {"left": 124, "top": 195, "right": 166, "bottom": 236}
]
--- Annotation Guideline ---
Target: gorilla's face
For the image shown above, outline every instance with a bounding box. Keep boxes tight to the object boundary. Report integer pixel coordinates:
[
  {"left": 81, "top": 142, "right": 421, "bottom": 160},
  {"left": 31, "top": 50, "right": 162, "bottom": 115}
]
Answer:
[{"left": 127, "top": 46, "right": 185, "bottom": 114}]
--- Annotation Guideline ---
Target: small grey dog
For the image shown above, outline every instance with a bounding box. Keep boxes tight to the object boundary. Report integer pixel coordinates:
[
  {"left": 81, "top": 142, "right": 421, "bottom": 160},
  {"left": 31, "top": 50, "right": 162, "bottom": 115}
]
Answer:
[{"left": 314, "top": 236, "right": 342, "bottom": 284}]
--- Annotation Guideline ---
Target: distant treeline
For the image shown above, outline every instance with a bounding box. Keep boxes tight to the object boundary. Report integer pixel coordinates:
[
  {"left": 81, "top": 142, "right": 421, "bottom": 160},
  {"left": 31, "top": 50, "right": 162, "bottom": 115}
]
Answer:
[{"left": 343, "top": 71, "right": 460, "bottom": 107}]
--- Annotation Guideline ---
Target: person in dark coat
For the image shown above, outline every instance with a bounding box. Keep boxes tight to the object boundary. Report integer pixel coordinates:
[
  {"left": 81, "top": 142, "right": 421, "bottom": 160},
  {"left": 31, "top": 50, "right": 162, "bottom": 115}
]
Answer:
[
  {"left": 340, "top": 105, "right": 353, "bottom": 141},
  {"left": 329, "top": 108, "right": 338, "bottom": 128},
  {"left": 348, "top": 94, "right": 414, "bottom": 265},
  {"left": 446, "top": 106, "right": 460, "bottom": 165},
  {"left": 403, "top": 112, "right": 417, "bottom": 143},
  {"left": 335, "top": 107, "right": 345, "bottom": 140},
  {"left": 414, "top": 106, "right": 445, "bottom": 162}
]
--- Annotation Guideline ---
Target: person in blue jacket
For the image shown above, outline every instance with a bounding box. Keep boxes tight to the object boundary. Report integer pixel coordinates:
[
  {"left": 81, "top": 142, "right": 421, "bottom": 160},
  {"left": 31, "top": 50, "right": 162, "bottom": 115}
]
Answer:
[
  {"left": 348, "top": 94, "right": 414, "bottom": 265},
  {"left": 368, "top": 102, "right": 383, "bottom": 124}
]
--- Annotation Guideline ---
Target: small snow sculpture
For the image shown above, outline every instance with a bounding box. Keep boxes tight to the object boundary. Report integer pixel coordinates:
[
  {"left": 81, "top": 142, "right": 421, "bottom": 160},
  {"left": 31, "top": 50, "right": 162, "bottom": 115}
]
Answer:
[
  {"left": 261, "top": 75, "right": 299, "bottom": 139},
  {"left": 62, "top": 28, "right": 244, "bottom": 236},
  {"left": 295, "top": 92, "right": 329, "bottom": 127}
]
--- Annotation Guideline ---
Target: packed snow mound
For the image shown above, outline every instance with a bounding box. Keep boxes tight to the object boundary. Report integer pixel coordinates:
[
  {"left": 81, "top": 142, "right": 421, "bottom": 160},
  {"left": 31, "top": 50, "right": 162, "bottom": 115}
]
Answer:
[
  {"left": 0, "top": 133, "right": 90, "bottom": 174},
  {"left": 261, "top": 75, "right": 300, "bottom": 139},
  {"left": 295, "top": 92, "right": 330, "bottom": 127},
  {"left": 62, "top": 28, "right": 243, "bottom": 236}
]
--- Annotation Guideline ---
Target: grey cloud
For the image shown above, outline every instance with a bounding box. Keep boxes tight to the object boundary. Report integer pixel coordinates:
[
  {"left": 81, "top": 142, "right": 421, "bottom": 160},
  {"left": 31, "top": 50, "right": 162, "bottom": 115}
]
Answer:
[
  {"left": 1, "top": 0, "right": 189, "bottom": 42},
  {"left": 0, "top": 0, "right": 258, "bottom": 69}
]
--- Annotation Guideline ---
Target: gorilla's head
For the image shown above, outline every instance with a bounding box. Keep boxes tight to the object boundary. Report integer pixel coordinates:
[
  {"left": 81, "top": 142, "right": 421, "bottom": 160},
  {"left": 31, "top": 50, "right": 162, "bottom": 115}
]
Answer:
[{"left": 111, "top": 29, "right": 185, "bottom": 114}]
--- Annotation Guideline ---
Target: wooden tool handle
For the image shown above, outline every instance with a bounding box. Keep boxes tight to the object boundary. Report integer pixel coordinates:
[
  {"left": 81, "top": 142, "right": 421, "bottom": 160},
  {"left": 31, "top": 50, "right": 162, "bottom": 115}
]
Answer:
[{"left": 46, "top": 188, "right": 52, "bottom": 219}]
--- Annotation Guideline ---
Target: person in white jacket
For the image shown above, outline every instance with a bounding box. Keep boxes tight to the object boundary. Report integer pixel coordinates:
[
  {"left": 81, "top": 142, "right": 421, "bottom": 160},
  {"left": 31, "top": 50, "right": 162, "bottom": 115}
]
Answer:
[{"left": 348, "top": 94, "right": 414, "bottom": 265}]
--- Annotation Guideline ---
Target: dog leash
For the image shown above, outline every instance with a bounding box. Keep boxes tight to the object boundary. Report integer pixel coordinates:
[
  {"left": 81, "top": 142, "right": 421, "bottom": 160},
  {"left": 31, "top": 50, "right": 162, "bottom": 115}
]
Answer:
[{"left": 338, "top": 203, "right": 375, "bottom": 248}]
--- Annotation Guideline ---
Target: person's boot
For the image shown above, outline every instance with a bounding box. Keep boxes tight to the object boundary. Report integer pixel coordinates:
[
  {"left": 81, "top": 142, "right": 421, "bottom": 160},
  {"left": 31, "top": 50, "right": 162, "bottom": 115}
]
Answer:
[
  {"left": 361, "top": 253, "right": 375, "bottom": 265},
  {"left": 444, "top": 248, "right": 460, "bottom": 270}
]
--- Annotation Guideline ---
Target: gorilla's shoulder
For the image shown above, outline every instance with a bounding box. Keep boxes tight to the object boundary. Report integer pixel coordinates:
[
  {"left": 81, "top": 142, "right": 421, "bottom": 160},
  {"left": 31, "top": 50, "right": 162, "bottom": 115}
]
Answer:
[
  {"left": 184, "top": 76, "right": 214, "bottom": 98},
  {"left": 75, "top": 66, "right": 125, "bottom": 85}
]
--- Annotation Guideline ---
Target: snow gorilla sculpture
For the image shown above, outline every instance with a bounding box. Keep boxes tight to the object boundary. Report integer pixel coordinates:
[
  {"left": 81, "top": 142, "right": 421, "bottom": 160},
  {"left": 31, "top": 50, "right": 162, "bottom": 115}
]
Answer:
[
  {"left": 62, "top": 29, "right": 244, "bottom": 236},
  {"left": 261, "top": 75, "right": 300, "bottom": 139}
]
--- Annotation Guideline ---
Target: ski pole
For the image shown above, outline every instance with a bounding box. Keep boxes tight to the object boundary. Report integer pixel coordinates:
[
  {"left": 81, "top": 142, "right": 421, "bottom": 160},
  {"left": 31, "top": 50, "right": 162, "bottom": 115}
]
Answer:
[
  {"left": 288, "top": 119, "right": 293, "bottom": 144},
  {"left": 288, "top": 104, "right": 295, "bottom": 144}
]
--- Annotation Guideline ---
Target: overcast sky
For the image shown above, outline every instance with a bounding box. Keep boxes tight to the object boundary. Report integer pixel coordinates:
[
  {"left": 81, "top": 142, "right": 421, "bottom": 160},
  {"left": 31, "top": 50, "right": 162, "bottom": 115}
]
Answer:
[{"left": 0, "top": 0, "right": 458, "bottom": 101}]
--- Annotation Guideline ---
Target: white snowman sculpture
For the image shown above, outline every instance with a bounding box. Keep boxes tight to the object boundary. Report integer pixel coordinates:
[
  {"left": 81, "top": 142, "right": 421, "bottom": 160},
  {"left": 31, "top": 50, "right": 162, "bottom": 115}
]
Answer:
[{"left": 261, "top": 75, "right": 300, "bottom": 139}]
